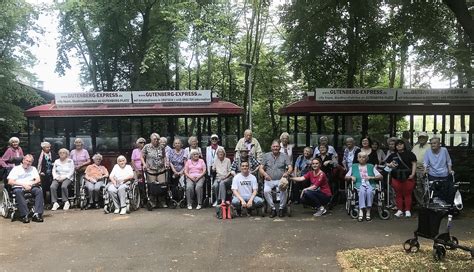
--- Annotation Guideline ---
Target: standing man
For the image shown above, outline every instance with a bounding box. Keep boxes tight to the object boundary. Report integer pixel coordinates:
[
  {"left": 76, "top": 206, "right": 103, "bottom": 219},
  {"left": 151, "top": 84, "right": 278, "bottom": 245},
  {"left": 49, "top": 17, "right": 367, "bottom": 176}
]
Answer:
[
  {"left": 231, "top": 161, "right": 264, "bottom": 216},
  {"left": 234, "top": 129, "right": 263, "bottom": 162},
  {"left": 260, "top": 140, "right": 293, "bottom": 218},
  {"left": 7, "top": 154, "right": 44, "bottom": 223},
  {"left": 411, "top": 132, "right": 430, "bottom": 206},
  {"left": 423, "top": 136, "right": 455, "bottom": 204}
]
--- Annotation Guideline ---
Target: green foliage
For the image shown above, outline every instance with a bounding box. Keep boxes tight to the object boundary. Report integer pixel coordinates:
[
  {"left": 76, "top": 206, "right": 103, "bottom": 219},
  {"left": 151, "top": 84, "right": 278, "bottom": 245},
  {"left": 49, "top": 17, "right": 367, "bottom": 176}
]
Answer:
[{"left": 0, "top": 0, "right": 44, "bottom": 145}]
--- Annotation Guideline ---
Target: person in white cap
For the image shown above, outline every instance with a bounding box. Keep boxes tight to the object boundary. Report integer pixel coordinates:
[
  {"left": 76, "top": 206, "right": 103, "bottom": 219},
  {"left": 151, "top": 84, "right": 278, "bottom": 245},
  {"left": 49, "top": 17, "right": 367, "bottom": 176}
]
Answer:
[
  {"left": 206, "top": 134, "right": 223, "bottom": 176},
  {"left": 411, "top": 132, "right": 430, "bottom": 206}
]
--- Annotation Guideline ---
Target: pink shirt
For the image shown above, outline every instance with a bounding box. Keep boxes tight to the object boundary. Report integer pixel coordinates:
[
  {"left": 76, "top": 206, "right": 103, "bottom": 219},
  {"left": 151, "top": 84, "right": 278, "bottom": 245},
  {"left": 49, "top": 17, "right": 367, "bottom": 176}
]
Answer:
[
  {"left": 70, "top": 149, "right": 90, "bottom": 168},
  {"left": 185, "top": 159, "right": 206, "bottom": 178},
  {"left": 1, "top": 147, "right": 24, "bottom": 168},
  {"left": 131, "top": 148, "right": 142, "bottom": 170}
]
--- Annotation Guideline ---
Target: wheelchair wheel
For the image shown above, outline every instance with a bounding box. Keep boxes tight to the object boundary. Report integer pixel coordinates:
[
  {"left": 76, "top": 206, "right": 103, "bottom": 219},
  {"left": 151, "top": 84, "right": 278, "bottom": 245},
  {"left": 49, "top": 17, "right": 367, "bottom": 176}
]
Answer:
[
  {"left": 433, "top": 244, "right": 446, "bottom": 261},
  {"left": 445, "top": 236, "right": 459, "bottom": 250},
  {"left": 378, "top": 207, "right": 391, "bottom": 220},
  {"left": 403, "top": 239, "right": 420, "bottom": 253},
  {"left": 179, "top": 200, "right": 187, "bottom": 209},
  {"left": 130, "top": 184, "right": 140, "bottom": 211},
  {"left": 169, "top": 200, "right": 178, "bottom": 209},
  {"left": 1, "top": 190, "right": 11, "bottom": 218},
  {"left": 287, "top": 205, "right": 292, "bottom": 217},
  {"left": 350, "top": 208, "right": 359, "bottom": 219}
]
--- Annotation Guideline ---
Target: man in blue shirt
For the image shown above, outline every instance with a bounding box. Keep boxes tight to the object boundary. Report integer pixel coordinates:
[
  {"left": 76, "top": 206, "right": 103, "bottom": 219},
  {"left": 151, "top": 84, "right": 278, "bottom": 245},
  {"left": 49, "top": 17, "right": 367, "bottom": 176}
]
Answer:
[{"left": 423, "top": 136, "right": 455, "bottom": 204}]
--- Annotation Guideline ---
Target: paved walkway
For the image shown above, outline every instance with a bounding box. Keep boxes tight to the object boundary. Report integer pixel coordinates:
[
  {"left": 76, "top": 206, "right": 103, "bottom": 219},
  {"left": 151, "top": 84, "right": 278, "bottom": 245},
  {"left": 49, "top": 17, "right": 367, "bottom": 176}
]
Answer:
[{"left": 0, "top": 205, "right": 473, "bottom": 271}]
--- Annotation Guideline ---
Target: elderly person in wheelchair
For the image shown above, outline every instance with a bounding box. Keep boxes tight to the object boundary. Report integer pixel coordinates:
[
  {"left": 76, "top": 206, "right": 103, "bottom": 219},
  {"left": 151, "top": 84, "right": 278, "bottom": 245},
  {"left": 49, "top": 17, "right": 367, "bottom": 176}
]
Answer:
[
  {"left": 423, "top": 136, "right": 456, "bottom": 206},
  {"left": 7, "top": 154, "right": 44, "bottom": 223},
  {"left": 345, "top": 152, "right": 383, "bottom": 222},
  {"left": 107, "top": 155, "right": 134, "bottom": 215},
  {"left": 83, "top": 153, "right": 109, "bottom": 209}
]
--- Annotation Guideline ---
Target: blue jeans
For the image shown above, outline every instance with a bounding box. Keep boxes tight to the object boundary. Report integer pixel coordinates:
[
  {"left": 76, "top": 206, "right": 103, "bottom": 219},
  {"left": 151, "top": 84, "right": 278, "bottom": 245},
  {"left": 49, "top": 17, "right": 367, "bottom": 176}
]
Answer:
[{"left": 231, "top": 195, "right": 264, "bottom": 209}]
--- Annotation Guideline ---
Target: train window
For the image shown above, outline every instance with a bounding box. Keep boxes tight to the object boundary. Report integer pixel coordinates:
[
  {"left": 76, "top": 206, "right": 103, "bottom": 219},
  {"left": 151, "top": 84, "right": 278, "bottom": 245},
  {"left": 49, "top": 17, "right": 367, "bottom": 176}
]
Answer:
[
  {"left": 96, "top": 119, "right": 118, "bottom": 153},
  {"left": 70, "top": 118, "right": 93, "bottom": 154},
  {"left": 120, "top": 118, "right": 142, "bottom": 150},
  {"left": 28, "top": 119, "right": 42, "bottom": 154},
  {"left": 368, "top": 115, "right": 390, "bottom": 149}
]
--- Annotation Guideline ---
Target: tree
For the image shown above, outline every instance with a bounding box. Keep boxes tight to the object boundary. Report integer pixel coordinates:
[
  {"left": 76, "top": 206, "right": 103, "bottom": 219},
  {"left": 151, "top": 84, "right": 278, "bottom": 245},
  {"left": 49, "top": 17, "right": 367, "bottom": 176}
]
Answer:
[{"left": 0, "top": 0, "right": 44, "bottom": 145}]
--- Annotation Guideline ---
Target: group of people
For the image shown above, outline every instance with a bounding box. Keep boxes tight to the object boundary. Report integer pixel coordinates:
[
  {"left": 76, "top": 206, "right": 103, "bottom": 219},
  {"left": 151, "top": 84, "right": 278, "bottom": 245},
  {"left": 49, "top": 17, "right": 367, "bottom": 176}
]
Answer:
[{"left": 0, "top": 129, "right": 455, "bottom": 223}]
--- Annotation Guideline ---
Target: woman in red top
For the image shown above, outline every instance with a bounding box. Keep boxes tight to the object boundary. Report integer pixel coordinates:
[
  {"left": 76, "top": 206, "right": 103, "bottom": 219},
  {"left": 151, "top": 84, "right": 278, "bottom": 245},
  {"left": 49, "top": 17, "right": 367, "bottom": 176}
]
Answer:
[{"left": 291, "top": 158, "right": 332, "bottom": 217}]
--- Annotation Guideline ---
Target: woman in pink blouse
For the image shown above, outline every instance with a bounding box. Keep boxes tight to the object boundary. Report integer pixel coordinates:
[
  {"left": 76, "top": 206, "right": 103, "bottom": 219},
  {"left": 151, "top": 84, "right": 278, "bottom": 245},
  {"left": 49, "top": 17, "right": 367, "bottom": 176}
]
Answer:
[
  {"left": 1, "top": 137, "right": 24, "bottom": 168},
  {"left": 184, "top": 149, "right": 206, "bottom": 210},
  {"left": 131, "top": 137, "right": 146, "bottom": 206}
]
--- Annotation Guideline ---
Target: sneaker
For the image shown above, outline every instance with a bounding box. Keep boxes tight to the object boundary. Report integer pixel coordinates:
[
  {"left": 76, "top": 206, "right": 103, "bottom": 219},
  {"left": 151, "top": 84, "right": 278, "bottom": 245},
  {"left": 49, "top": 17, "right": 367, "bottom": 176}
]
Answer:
[
  {"left": 405, "top": 211, "right": 412, "bottom": 218},
  {"left": 21, "top": 216, "right": 30, "bottom": 224},
  {"left": 212, "top": 201, "right": 218, "bottom": 207},
  {"left": 120, "top": 208, "right": 127, "bottom": 215},
  {"left": 313, "top": 206, "right": 327, "bottom": 217},
  {"left": 114, "top": 208, "right": 120, "bottom": 214},
  {"left": 63, "top": 201, "right": 70, "bottom": 211},
  {"left": 270, "top": 209, "right": 277, "bottom": 218},
  {"left": 394, "top": 210, "right": 404, "bottom": 218},
  {"left": 196, "top": 205, "right": 202, "bottom": 210},
  {"left": 187, "top": 205, "right": 193, "bottom": 210},
  {"left": 52, "top": 202, "right": 60, "bottom": 211},
  {"left": 32, "top": 213, "right": 44, "bottom": 223}
]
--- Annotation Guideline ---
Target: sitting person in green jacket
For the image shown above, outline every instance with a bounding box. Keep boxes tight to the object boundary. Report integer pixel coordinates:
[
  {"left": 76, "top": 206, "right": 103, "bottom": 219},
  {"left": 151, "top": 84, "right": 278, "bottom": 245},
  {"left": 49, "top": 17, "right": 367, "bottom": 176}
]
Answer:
[{"left": 345, "top": 152, "right": 383, "bottom": 222}]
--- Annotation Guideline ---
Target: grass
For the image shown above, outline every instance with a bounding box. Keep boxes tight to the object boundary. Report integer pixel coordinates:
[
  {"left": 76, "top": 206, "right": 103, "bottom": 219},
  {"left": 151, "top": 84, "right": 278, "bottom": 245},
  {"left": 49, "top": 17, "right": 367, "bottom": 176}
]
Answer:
[{"left": 337, "top": 240, "right": 474, "bottom": 271}]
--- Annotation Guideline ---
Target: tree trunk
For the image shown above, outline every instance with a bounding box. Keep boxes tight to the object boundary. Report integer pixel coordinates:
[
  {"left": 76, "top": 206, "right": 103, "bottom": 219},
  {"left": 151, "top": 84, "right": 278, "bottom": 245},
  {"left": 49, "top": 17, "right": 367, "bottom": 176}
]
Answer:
[
  {"left": 174, "top": 40, "right": 180, "bottom": 90},
  {"left": 444, "top": 0, "right": 474, "bottom": 43},
  {"left": 398, "top": 40, "right": 408, "bottom": 88},
  {"left": 346, "top": 1, "right": 359, "bottom": 88}
]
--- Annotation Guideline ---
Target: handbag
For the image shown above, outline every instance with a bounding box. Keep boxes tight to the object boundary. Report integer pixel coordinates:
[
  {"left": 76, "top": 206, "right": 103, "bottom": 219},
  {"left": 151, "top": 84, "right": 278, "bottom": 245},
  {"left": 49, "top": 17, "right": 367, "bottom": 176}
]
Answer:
[{"left": 392, "top": 153, "right": 411, "bottom": 181}]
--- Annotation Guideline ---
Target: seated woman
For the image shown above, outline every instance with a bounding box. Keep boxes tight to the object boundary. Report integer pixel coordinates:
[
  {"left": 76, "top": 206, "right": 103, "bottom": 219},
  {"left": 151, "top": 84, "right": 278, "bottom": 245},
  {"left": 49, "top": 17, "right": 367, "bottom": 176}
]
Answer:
[
  {"left": 184, "top": 149, "right": 206, "bottom": 210},
  {"left": 108, "top": 155, "right": 134, "bottom": 215},
  {"left": 345, "top": 152, "right": 383, "bottom": 222},
  {"left": 211, "top": 147, "right": 232, "bottom": 206},
  {"left": 291, "top": 158, "right": 332, "bottom": 217},
  {"left": 84, "top": 153, "right": 109, "bottom": 209},
  {"left": 51, "top": 148, "right": 75, "bottom": 211}
]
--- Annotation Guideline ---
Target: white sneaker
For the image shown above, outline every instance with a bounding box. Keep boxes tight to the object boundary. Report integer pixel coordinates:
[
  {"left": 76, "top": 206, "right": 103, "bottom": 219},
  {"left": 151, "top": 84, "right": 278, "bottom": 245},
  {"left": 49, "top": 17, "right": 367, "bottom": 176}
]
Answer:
[
  {"left": 196, "top": 205, "right": 202, "bottom": 210},
  {"left": 52, "top": 202, "right": 60, "bottom": 211},
  {"left": 394, "top": 210, "right": 404, "bottom": 218},
  {"left": 405, "top": 211, "right": 412, "bottom": 218},
  {"left": 114, "top": 208, "right": 120, "bottom": 214},
  {"left": 187, "top": 205, "right": 193, "bottom": 210},
  {"left": 63, "top": 201, "right": 70, "bottom": 211},
  {"left": 212, "top": 201, "right": 217, "bottom": 207},
  {"left": 120, "top": 208, "right": 127, "bottom": 215},
  {"left": 313, "top": 206, "right": 327, "bottom": 217}
]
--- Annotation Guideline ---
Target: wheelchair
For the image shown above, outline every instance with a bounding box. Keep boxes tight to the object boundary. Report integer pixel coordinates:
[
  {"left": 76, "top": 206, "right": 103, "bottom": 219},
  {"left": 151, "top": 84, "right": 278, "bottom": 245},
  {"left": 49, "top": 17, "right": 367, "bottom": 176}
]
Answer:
[
  {"left": 345, "top": 178, "right": 391, "bottom": 220},
  {"left": 103, "top": 178, "right": 140, "bottom": 214},
  {"left": 422, "top": 174, "right": 466, "bottom": 211},
  {"left": 1, "top": 184, "right": 37, "bottom": 221},
  {"left": 79, "top": 177, "right": 107, "bottom": 210}
]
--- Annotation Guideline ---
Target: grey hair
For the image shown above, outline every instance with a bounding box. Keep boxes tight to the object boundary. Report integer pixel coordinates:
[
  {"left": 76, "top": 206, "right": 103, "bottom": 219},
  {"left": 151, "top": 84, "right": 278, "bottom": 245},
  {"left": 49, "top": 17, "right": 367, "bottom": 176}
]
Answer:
[
  {"left": 58, "top": 148, "right": 69, "bottom": 156},
  {"left": 387, "top": 137, "right": 398, "bottom": 145},
  {"left": 216, "top": 146, "right": 226, "bottom": 156},
  {"left": 24, "top": 154, "right": 34, "bottom": 161},
  {"left": 358, "top": 152, "right": 368, "bottom": 158},
  {"left": 319, "top": 136, "right": 328, "bottom": 141},
  {"left": 173, "top": 138, "right": 183, "bottom": 146},
  {"left": 117, "top": 155, "right": 127, "bottom": 163},
  {"left": 188, "top": 136, "right": 198, "bottom": 145},
  {"left": 190, "top": 149, "right": 201, "bottom": 157},
  {"left": 303, "top": 147, "right": 313, "bottom": 153},
  {"left": 9, "top": 137, "right": 20, "bottom": 144},
  {"left": 150, "top": 133, "right": 160, "bottom": 140},
  {"left": 244, "top": 129, "right": 252, "bottom": 136},
  {"left": 430, "top": 135, "right": 441, "bottom": 143},
  {"left": 345, "top": 137, "right": 355, "bottom": 143},
  {"left": 92, "top": 153, "right": 103, "bottom": 161},
  {"left": 280, "top": 132, "right": 290, "bottom": 140},
  {"left": 41, "top": 141, "right": 51, "bottom": 148},
  {"left": 135, "top": 137, "right": 146, "bottom": 144},
  {"left": 159, "top": 137, "right": 168, "bottom": 144},
  {"left": 74, "top": 138, "right": 84, "bottom": 145}
]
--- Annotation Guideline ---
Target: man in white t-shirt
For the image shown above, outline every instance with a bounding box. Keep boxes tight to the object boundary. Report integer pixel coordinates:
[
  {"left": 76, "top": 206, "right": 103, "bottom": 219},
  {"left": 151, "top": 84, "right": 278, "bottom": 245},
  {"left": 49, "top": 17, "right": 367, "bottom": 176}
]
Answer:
[
  {"left": 7, "top": 154, "right": 44, "bottom": 223},
  {"left": 231, "top": 161, "right": 263, "bottom": 215}
]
